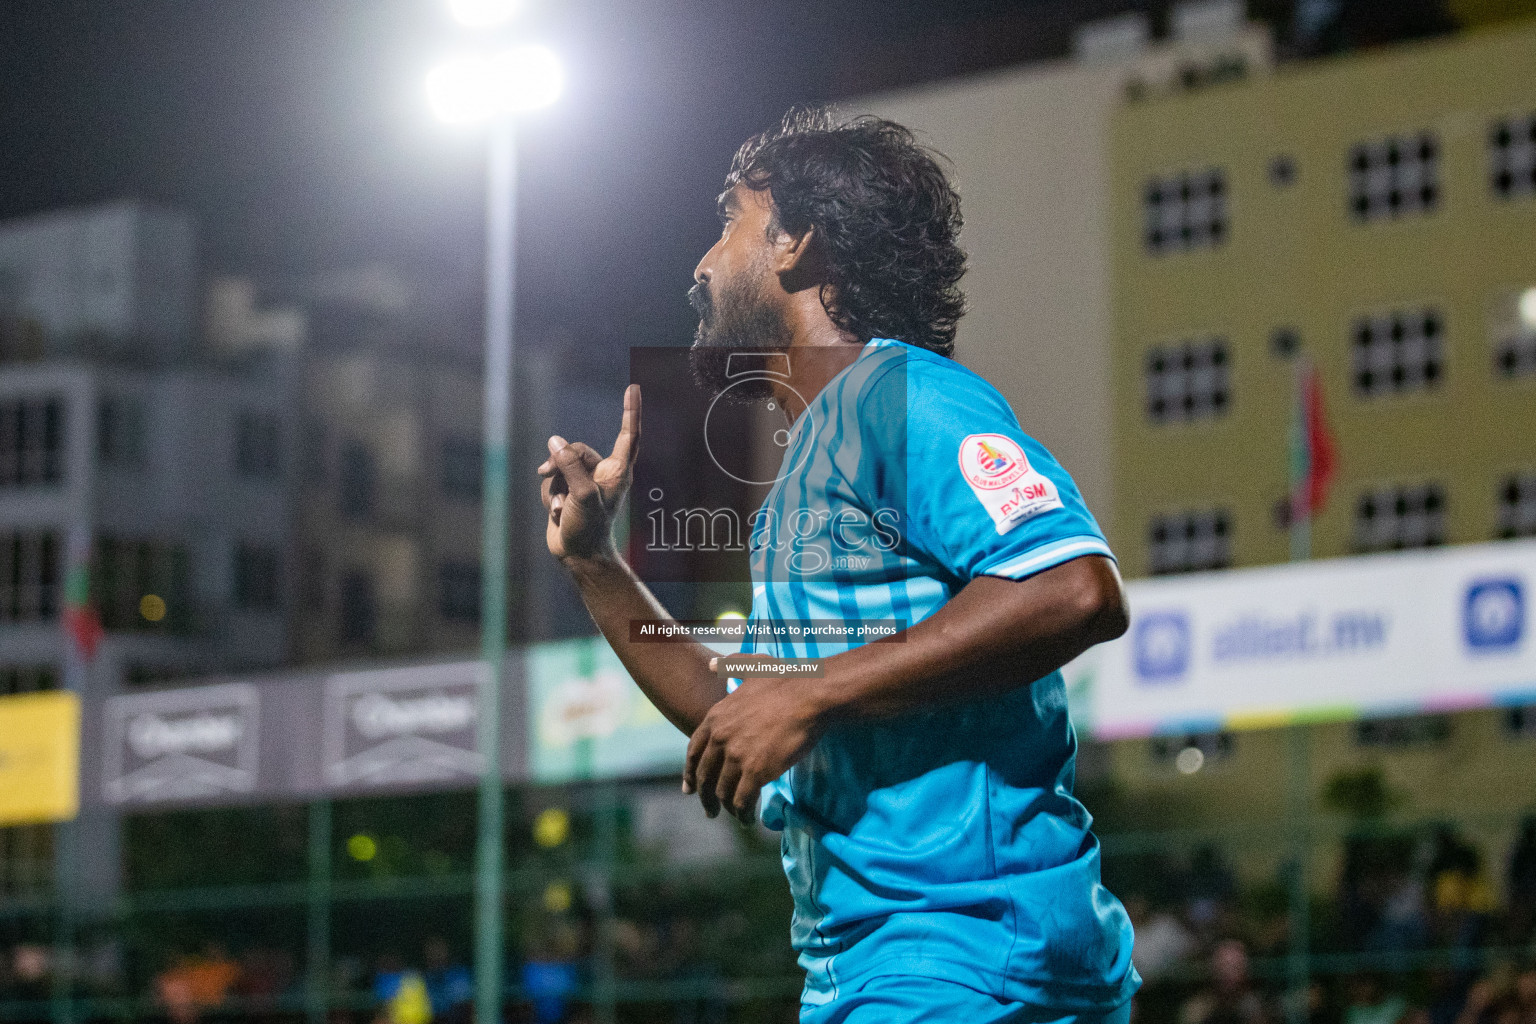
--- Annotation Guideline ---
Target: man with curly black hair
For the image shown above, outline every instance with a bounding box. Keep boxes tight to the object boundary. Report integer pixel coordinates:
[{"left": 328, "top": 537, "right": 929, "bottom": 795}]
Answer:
[{"left": 538, "top": 107, "right": 1139, "bottom": 1023}]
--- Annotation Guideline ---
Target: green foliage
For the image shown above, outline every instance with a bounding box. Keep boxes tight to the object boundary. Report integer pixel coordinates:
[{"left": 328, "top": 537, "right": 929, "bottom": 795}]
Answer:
[
  {"left": 1320, "top": 766, "right": 1402, "bottom": 819},
  {"left": 124, "top": 804, "right": 307, "bottom": 887},
  {"left": 333, "top": 791, "right": 479, "bottom": 879}
]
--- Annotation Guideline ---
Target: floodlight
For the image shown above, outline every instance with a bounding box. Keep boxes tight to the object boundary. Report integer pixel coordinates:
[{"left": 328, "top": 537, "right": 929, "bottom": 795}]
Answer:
[
  {"left": 447, "top": 0, "right": 520, "bottom": 28},
  {"left": 426, "top": 55, "right": 503, "bottom": 124},
  {"left": 426, "top": 45, "right": 563, "bottom": 123},
  {"left": 1520, "top": 287, "right": 1536, "bottom": 331},
  {"left": 492, "top": 44, "right": 563, "bottom": 112}
]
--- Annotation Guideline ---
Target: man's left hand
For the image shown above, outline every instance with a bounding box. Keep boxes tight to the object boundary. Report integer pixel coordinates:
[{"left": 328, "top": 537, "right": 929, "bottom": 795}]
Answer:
[{"left": 682, "top": 662, "right": 826, "bottom": 823}]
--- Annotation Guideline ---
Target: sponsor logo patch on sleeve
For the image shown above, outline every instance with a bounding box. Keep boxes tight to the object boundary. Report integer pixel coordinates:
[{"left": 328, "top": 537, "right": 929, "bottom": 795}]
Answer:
[{"left": 957, "top": 433, "right": 1063, "bottom": 534}]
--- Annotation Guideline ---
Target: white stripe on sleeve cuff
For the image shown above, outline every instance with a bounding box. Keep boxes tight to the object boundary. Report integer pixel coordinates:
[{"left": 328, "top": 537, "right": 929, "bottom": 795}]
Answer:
[{"left": 976, "top": 537, "right": 1115, "bottom": 580}]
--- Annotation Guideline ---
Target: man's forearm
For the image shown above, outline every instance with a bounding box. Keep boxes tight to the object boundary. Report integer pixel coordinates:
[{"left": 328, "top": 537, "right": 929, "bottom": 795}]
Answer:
[
  {"left": 800, "top": 556, "right": 1127, "bottom": 722},
  {"left": 563, "top": 550, "right": 728, "bottom": 734}
]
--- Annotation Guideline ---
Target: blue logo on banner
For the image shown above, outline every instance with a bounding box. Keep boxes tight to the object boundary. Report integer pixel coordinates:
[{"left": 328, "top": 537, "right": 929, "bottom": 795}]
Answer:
[
  {"left": 1135, "top": 611, "right": 1192, "bottom": 682},
  {"left": 1464, "top": 578, "right": 1524, "bottom": 651}
]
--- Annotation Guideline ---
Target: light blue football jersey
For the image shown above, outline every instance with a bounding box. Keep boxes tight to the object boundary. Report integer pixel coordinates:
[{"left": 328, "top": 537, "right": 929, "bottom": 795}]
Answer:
[{"left": 739, "top": 339, "right": 1139, "bottom": 1012}]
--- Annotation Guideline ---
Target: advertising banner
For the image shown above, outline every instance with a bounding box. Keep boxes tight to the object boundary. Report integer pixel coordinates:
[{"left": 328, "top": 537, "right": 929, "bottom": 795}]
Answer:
[
  {"left": 0, "top": 691, "right": 80, "bottom": 825},
  {"left": 1066, "top": 538, "right": 1536, "bottom": 738},
  {"left": 82, "top": 538, "right": 1533, "bottom": 806},
  {"left": 527, "top": 636, "right": 688, "bottom": 783},
  {"left": 102, "top": 684, "right": 260, "bottom": 805},
  {"left": 323, "top": 661, "right": 488, "bottom": 792}
]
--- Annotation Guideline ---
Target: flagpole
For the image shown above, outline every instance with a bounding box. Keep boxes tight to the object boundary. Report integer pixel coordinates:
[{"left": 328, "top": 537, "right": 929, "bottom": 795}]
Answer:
[
  {"left": 1283, "top": 358, "right": 1310, "bottom": 1024},
  {"left": 1288, "top": 357, "right": 1313, "bottom": 563}
]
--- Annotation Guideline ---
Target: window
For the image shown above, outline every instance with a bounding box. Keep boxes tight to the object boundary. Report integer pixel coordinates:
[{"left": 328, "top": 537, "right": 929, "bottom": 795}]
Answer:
[
  {"left": 233, "top": 542, "right": 281, "bottom": 612},
  {"left": 1270, "top": 326, "right": 1301, "bottom": 359},
  {"left": 1353, "top": 482, "right": 1446, "bottom": 552},
  {"left": 300, "top": 418, "right": 328, "bottom": 486},
  {"left": 1149, "top": 509, "right": 1231, "bottom": 575},
  {"left": 339, "top": 570, "right": 377, "bottom": 646},
  {"left": 1506, "top": 705, "right": 1536, "bottom": 739},
  {"left": 1498, "top": 472, "right": 1536, "bottom": 540},
  {"left": 0, "top": 665, "right": 58, "bottom": 695},
  {"left": 299, "top": 548, "right": 327, "bottom": 613},
  {"left": 1268, "top": 155, "right": 1297, "bottom": 188},
  {"left": 339, "top": 441, "right": 376, "bottom": 521},
  {"left": 1348, "top": 132, "right": 1439, "bottom": 221},
  {"left": 1351, "top": 307, "right": 1444, "bottom": 397},
  {"left": 125, "top": 663, "right": 181, "bottom": 688},
  {"left": 1145, "top": 338, "right": 1230, "bottom": 423},
  {"left": 95, "top": 537, "right": 190, "bottom": 631},
  {"left": 98, "top": 394, "right": 147, "bottom": 469},
  {"left": 0, "top": 397, "right": 64, "bottom": 488},
  {"left": 1491, "top": 289, "right": 1536, "bottom": 379},
  {"left": 438, "top": 561, "right": 481, "bottom": 623},
  {"left": 1490, "top": 112, "right": 1536, "bottom": 200},
  {"left": 441, "top": 435, "right": 482, "bottom": 501},
  {"left": 0, "top": 532, "right": 59, "bottom": 623},
  {"left": 1355, "top": 714, "right": 1451, "bottom": 748},
  {"left": 234, "top": 410, "right": 282, "bottom": 478},
  {"left": 1143, "top": 168, "right": 1227, "bottom": 255}
]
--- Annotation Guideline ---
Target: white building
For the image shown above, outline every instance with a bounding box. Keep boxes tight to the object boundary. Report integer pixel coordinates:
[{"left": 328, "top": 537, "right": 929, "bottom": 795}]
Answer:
[
  {"left": 0, "top": 204, "right": 296, "bottom": 908},
  {"left": 1, "top": 204, "right": 295, "bottom": 698},
  {"left": 0, "top": 201, "right": 198, "bottom": 360}
]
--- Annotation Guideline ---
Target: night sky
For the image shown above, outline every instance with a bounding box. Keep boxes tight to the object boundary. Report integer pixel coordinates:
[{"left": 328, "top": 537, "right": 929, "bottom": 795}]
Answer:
[
  {"left": 0, "top": 0, "right": 1470, "bottom": 356},
  {"left": 0, "top": 0, "right": 1131, "bottom": 357}
]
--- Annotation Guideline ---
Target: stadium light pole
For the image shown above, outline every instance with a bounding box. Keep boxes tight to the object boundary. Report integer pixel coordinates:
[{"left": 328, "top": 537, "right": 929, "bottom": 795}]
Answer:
[{"left": 427, "top": 26, "right": 564, "bottom": 1024}]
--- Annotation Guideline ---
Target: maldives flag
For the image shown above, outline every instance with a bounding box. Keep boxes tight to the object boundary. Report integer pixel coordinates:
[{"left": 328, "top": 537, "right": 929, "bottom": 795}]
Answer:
[
  {"left": 1288, "top": 362, "right": 1337, "bottom": 520},
  {"left": 62, "top": 530, "right": 103, "bottom": 663}
]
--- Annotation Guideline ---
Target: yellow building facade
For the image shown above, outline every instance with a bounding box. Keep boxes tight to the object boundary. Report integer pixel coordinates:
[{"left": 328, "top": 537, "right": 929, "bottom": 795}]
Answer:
[{"left": 1108, "top": 21, "right": 1536, "bottom": 577}]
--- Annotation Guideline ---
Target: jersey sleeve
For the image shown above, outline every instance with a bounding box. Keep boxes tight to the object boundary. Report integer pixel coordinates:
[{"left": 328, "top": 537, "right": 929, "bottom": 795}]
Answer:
[{"left": 857, "top": 351, "right": 1114, "bottom": 583}]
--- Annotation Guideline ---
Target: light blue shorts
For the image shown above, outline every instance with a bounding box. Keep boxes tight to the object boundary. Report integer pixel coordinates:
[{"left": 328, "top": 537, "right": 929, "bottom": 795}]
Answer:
[{"left": 800, "top": 975, "right": 1135, "bottom": 1024}]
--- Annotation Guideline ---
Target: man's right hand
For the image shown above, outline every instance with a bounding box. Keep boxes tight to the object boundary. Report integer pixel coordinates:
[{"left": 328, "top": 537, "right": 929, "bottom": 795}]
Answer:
[{"left": 537, "top": 383, "right": 641, "bottom": 563}]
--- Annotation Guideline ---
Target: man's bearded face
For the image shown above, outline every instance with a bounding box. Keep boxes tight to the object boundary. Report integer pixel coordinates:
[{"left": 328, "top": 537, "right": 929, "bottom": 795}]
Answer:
[{"left": 687, "top": 252, "right": 789, "bottom": 403}]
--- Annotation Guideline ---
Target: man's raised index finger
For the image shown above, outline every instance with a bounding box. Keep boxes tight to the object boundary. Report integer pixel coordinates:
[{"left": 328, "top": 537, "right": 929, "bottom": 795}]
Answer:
[{"left": 609, "top": 384, "right": 641, "bottom": 470}]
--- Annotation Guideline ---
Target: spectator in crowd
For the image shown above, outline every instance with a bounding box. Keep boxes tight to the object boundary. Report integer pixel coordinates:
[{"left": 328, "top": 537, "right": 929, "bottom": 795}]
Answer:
[
  {"left": 373, "top": 952, "right": 433, "bottom": 1024},
  {"left": 521, "top": 959, "right": 578, "bottom": 1024},
  {"left": 1450, "top": 961, "right": 1536, "bottom": 1024},
  {"left": 1507, "top": 819, "right": 1536, "bottom": 943},
  {"left": 9, "top": 944, "right": 50, "bottom": 1003},
  {"left": 235, "top": 946, "right": 295, "bottom": 1008},
  {"left": 155, "top": 962, "right": 199, "bottom": 1024},
  {"left": 186, "top": 944, "right": 241, "bottom": 1008},
  {"left": 1454, "top": 963, "right": 1517, "bottom": 1024},
  {"left": 1339, "top": 831, "right": 1418, "bottom": 953},
  {"left": 423, "top": 938, "right": 472, "bottom": 1024},
  {"left": 1179, "top": 939, "right": 1270, "bottom": 1024},
  {"left": 153, "top": 944, "right": 241, "bottom": 1024},
  {"left": 1342, "top": 973, "right": 1414, "bottom": 1024},
  {"left": 1126, "top": 894, "right": 1197, "bottom": 984},
  {"left": 520, "top": 922, "right": 582, "bottom": 1024},
  {"left": 1517, "top": 964, "right": 1536, "bottom": 1024},
  {"left": 1428, "top": 830, "right": 1496, "bottom": 952},
  {"left": 1425, "top": 968, "right": 1474, "bottom": 1024},
  {"left": 1187, "top": 847, "right": 1239, "bottom": 936}
]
